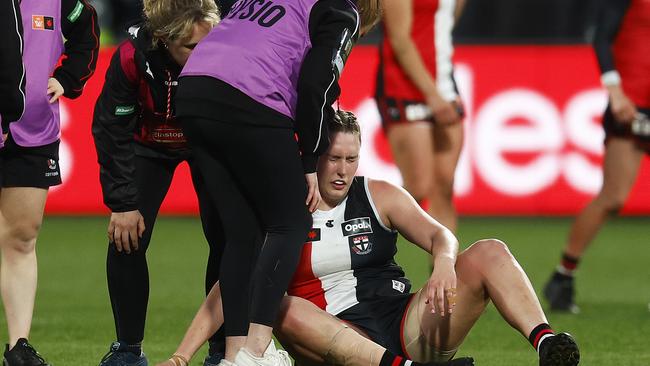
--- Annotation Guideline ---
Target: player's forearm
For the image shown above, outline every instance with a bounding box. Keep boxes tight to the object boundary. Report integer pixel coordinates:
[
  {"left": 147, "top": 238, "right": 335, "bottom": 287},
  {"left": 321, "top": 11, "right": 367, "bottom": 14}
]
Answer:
[
  {"left": 430, "top": 226, "right": 459, "bottom": 265},
  {"left": 173, "top": 283, "right": 224, "bottom": 361}
]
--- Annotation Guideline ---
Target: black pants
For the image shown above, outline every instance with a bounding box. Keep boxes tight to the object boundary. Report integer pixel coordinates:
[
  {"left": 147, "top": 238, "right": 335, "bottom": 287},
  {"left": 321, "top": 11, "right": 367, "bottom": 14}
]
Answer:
[
  {"left": 182, "top": 116, "right": 312, "bottom": 336},
  {"left": 107, "top": 155, "right": 224, "bottom": 344}
]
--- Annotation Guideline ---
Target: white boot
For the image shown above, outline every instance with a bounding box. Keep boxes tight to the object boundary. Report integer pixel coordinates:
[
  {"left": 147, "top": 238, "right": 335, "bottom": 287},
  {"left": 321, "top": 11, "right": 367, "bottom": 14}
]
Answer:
[
  {"left": 234, "top": 341, "right": 292, "bottom": 366},
  {"left": 218, "top": 359, "right": 235, "bottom": 366}
]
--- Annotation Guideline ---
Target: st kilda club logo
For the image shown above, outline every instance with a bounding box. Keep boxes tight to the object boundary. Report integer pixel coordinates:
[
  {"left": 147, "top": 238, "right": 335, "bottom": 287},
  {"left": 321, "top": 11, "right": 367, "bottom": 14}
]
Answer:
[
  {"left": 350, "top": 235, "right": 372, "bottom": 255},
  {"left": 33, "top": 15, "right": 55, "bottom": 31}
]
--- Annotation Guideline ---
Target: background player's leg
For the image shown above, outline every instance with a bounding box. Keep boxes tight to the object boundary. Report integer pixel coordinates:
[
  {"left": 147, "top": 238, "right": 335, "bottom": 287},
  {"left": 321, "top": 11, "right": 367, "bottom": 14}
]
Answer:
[
  {"left": 430, "top": 122, "right": 463, "bottom": 233},
  {"left": 0, "top": 187, "right": 47, "bottom": 347},
  {"left": 545, "top": 137, "right": 643, "bottom": 311},
  {"left": 387, "top": 122, "right": 434, "bottom": 209},
  {"left": 104, "top": 156, "right": 176, "bottom": 358},
  {"left": 565, "top": 137, "right": 642, "bottom": 258}
]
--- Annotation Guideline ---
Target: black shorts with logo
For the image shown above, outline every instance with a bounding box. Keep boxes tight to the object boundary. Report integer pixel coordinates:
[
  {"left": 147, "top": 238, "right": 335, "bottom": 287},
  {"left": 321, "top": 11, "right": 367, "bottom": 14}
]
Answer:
[
  {"left": 0, "top": 135, "right": 62, "bottom": 188},
  {"left": 603, "top": 105, "right": 650, "bottom": 153}
]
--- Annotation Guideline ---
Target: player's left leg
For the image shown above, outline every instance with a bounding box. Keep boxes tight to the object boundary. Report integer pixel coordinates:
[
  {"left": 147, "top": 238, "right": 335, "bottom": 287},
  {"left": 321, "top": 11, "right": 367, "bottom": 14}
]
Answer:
[
  {"left": 429, "top": 121, "right": 463, "bottom": 233},
  {"left": 0, "top": 187, "right": 50, "bottom": 366},
  {"left": 405, "top": 239, "right": 579, "bottom": 366}
]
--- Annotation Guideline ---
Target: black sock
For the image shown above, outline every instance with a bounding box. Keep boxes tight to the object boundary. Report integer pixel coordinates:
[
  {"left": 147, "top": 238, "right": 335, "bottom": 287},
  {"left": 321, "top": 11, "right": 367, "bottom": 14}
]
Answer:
[
  {"left": 123, "top": 343, "right": 142, "bottom": 356},
  {"left": 528, "top": 323, "right": 554, "bottom": 353}
]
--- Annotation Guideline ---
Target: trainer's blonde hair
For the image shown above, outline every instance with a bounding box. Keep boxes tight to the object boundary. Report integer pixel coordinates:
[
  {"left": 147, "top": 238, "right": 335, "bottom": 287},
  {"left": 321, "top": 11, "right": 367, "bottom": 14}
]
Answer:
[
  {"left": 143, "top": 0, "right": 220, "bottom": 46},
  {"left": 357, "top": 0, "right": 382, "bottom": 36}
]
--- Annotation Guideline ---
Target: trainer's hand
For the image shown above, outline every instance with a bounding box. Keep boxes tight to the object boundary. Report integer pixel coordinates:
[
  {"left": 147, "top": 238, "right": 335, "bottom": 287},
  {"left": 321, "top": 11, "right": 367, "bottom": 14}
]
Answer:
[
  {"left": 608, "top": 85, "right": 637, "bottom": 124},
  {"left": 108, "top": 210, "right": 146, "bottom": 254},
  {"left": 425, "top": 256, "right": 457, "bottom": 317},
  {"left": 305, "top": 172, "right": 321, "bottom": 213},
  {"left": 47, "top": 77, "right": 64, "bottom": 104},
  {"left": 426, "top": 92, "right": 460, "bottom": 125}
]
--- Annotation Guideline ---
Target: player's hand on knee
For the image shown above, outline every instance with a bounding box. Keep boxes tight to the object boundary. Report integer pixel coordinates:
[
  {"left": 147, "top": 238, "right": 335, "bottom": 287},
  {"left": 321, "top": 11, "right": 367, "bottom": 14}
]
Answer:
[
  {"left": 425, "top": 257, "right": 457, "bottom": 317},
  {"left": 305, "top": 172, "right": 321, "bottom": 213},
  {"left": 108, "top": 210, "right": 146, "bottom": 254},
  {"left": 47, "top": 77, "right": 65, "bottom": 104}
]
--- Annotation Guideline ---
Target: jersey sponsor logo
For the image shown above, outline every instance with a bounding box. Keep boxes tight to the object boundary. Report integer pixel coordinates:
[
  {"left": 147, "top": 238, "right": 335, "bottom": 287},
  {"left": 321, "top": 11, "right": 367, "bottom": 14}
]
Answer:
[
  {"left": 306, "top": 228, "right": 321, "bottom": 242},
  {"left": 350, "top": 235, "right": 372, "bottom": 255},
  {"left": 67, "top": 1, "right": 84, "bottom": 22},
  {"left": 228, "top": 0, "right": 286, "bottom": 28},
  {"left": 341, "top": 217, "right": 372, "bottom": 236},
  {"left": 325, "top": 220, "right": 334, "bottom": 228},
  {"left": 32, "top": 15, "right": 55, "bottom": 31},
  {"left": 115, "top": 105, "right": 136, "bottom": 116},
  {"left": 392, "top": 280, "right": 406, "bottom": 293}
]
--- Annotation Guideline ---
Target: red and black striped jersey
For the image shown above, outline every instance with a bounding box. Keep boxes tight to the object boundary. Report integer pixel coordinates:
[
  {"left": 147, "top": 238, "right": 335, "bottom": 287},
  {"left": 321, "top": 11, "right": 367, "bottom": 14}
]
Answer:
[{"left": 377, "top": 0, "right": 458, "bottom": 102}]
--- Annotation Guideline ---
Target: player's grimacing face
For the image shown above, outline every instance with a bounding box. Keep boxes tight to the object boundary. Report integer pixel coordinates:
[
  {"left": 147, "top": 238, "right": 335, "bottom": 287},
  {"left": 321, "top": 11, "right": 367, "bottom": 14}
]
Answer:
[
  {"left": 166, "top": 21, "right": 212, "bottom": 67},
  {"left": 317, "top": 132, "right": 361, "bottom": 205}
]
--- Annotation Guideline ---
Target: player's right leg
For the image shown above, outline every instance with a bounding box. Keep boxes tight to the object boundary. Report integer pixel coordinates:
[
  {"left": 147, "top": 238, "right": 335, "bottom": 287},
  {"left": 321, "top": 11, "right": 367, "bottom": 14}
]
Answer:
[
  {"left": 0, "top": 187, "right": 49, "bottom": 366},
  {"left": 100, "top": 156, "right": 178, "bottom": 366},
  {"left": 544, "top": 137, "right": 642, "bottom": 312},
  {"left": 405, "top": 239, "right": 579, "bottom": 366}
]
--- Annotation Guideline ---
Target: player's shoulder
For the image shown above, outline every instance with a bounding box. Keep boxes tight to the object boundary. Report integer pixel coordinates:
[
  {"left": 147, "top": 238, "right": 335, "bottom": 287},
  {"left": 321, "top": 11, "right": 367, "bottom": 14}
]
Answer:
[{"left": 365, "top": 177, "right": 405, "bottom": 204}]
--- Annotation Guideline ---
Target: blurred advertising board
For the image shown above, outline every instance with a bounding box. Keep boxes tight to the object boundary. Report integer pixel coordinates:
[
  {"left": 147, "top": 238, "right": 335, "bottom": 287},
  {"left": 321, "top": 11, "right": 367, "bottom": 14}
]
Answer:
[{"left": 47, "top": 45, "right": 649, "bottom": 215}]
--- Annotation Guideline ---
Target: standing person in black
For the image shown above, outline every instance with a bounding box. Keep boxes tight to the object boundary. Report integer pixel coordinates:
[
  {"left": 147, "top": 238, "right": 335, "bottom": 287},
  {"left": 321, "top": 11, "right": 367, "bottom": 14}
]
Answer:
[
  {"left": 91, "top": 1, "right": 224, "bottom": 365},
  {"left": 176, "top": 1, "right": 382, "bottom": 366}
]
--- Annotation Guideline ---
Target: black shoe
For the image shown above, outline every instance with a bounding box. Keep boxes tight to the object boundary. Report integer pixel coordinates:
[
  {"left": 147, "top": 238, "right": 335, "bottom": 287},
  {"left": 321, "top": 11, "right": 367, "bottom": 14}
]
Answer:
[
  {"left": 98, "top": 342, "right": 148, "bottom": 366},
  {"left": 3, "top": 338, "right": 50, "bottom": 366},
  {"left": 538, "top": 333, "right": 580, "bottom": 366},
  {"left": 543, "top": 271, "right": 580, "bottom": 313}
]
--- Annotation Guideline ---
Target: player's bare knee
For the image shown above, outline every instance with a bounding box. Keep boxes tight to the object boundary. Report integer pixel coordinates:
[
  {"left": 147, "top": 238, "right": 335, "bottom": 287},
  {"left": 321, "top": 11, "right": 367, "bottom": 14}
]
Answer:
[
  {"left": 468, "top": 239, "right": 512, "bottom": 266},
  {"left": 4, "top": 220, "right": 41, "bottom": 254},
  {"left": 276, "top": 296, "right": 309, "bottom": 337},
  {"left": 601, "top": 195, "right": 626, "bottom": 214},
  {"left": 404, "top": 178, "right": 431, "bottom": 202}
]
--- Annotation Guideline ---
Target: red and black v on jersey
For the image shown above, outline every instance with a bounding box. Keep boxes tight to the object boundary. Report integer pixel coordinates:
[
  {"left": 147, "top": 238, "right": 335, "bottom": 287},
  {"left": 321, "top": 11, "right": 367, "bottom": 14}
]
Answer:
[{"left": 288, "top": 176, "right": 411, "bottom": 316}]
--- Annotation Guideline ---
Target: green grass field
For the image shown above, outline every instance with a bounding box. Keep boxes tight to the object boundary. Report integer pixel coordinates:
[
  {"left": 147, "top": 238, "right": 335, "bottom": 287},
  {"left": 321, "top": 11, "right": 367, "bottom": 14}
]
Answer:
[{"left": 0, "top": 216, "right": 648, "bottom": 365}]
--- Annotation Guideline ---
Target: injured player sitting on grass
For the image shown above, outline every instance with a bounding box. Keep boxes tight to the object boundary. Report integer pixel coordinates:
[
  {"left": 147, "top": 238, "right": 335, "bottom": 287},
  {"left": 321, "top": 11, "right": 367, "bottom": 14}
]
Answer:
[{"left": 156, "top": 110, "right": 580, "bottom": 366}]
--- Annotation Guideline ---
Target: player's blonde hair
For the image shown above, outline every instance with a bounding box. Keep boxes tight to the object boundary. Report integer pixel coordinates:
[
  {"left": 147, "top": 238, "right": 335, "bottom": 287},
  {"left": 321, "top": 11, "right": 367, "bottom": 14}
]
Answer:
[
  {"left": 357, "top": 0, "right": 382, "bottom": 36},
  {"left": 142, "top": 0, "right": 220, "bottom": 46},
  {"left": 329, "top": 110, "right": 362, "bottom": 144}
]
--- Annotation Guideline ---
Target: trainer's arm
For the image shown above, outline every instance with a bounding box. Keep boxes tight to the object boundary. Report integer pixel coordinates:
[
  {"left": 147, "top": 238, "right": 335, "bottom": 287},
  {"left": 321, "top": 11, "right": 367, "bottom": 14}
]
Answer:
[
  {"left": 296, "top": 0, "right": 359, "bottom": 173},
  {"left": 0, "top": 0, "right": 25, "bottom": 128},
  {"left": 54, "top": 0, "right": 100, "bottom": 99},
  {"left": 91, "top": 46, "right": 140, "bottom": 213},
  {"left": 369, "top": 178, "right": 458, "bottom": 316}
]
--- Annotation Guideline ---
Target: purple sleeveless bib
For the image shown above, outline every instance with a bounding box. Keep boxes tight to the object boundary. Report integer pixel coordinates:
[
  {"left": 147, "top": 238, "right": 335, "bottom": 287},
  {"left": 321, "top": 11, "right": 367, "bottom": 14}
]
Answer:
[
  {"left": 181, "top": 0, "right": 319, "bottom": 119},
  {"left": 11, "top": 0, "right": 64, "bottom": 147}
]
